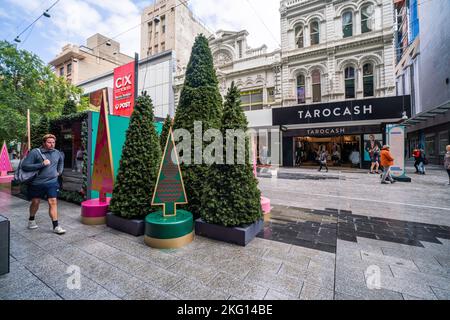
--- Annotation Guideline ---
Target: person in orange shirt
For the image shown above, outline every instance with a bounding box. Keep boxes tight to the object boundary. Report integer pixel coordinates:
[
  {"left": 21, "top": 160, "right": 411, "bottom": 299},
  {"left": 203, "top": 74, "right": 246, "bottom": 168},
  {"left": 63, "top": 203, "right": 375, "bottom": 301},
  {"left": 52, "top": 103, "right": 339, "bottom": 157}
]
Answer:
[{"left": 380, "top": 145, "right": 396, "bottom": 184}]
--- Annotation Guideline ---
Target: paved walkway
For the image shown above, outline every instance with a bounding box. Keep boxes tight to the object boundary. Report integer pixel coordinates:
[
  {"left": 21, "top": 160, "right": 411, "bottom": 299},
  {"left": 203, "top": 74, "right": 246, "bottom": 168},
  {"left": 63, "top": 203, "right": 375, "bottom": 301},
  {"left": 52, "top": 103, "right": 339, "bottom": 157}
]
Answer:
[{"left": 0, "top": 166, "right": 449, "bottom": 300}]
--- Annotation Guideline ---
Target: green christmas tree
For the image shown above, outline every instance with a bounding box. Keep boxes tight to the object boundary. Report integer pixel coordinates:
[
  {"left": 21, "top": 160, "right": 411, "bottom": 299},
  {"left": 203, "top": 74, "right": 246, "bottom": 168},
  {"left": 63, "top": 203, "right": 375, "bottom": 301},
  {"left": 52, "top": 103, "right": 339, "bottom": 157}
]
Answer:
[
  {"left": 109, "top": 93, "right": 162, "bottom": 219},
  {"left": 201, "top": 82, "right": 262, "bottom": 227},
  {"left": 173, "top": 34, "right": 223, "bottom": 218},
  {"left": 30, "top": 115, "right": 49, "bottom": 149},
  {"left": 62, "top": 98, "right": 77, "bottom": 115},
  {"left": 160, "top": 114, "right": 172, "bottom": 152}
]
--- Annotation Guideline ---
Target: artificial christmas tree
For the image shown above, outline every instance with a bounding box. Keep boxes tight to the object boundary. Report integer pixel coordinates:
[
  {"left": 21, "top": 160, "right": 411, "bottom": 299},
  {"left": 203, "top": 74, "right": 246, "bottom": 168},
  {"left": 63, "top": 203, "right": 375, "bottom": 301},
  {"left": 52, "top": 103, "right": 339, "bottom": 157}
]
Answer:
[
  {"left": 195, "top": 82, "right": 263, "bottom": 245},
  {"left": 160, "top": 114, "right": 172, "bottom": 152},
  {"left": 109, "top": 92, "right": 161, "bottom": 221},
  {"left": 173, "top": 34, "right": 222, "bottom": 219}
]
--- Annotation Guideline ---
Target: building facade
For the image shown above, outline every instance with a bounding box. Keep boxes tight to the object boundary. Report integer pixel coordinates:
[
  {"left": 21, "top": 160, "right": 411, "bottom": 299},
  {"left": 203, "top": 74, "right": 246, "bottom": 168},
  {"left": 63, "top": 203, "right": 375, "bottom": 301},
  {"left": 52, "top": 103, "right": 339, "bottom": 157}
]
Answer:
[
  {"left": 275, "top": 0, "right": 407, "bottom": 167},
  {"left": 140, "top": 0, "right": 211, "bottom": 75},
  {"left": 49, "top": 33, "right": 133, "bottom": 85},
  {"left": 397, "top": 0, "right": 450, "bottom": 165}
]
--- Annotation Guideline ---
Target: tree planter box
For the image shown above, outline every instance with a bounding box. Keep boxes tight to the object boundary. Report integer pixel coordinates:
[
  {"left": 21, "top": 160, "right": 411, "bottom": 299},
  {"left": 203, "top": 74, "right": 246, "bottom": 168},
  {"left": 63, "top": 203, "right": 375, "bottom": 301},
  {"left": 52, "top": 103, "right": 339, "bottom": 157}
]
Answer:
[
  {"left": 106, "top": 212, "right": 145, "bottom": 237},
  {"left": 195, "top": 218, "right": 264, "bottom": 246},
  {"left": 0, "top": 215, "right": 10, "bottom": 275}
]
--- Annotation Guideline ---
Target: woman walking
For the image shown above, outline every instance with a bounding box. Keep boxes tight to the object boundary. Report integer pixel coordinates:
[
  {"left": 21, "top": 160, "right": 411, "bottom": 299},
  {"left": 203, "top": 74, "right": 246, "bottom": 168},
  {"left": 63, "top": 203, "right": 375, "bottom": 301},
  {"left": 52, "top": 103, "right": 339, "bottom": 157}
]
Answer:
[
  {"left": 444, "top": 145, "right": 450, "bottom": 185},
  {"left": 318, "top": 149, "right": 329, "bottom": 172}
]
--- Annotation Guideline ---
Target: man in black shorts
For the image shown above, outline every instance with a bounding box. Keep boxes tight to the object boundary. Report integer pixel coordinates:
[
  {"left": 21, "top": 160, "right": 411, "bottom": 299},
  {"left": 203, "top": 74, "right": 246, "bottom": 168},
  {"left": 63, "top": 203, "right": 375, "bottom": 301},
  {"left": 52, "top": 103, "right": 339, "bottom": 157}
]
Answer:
[{"left": 22, "top": 134, "right": 66, "bottom": 234}]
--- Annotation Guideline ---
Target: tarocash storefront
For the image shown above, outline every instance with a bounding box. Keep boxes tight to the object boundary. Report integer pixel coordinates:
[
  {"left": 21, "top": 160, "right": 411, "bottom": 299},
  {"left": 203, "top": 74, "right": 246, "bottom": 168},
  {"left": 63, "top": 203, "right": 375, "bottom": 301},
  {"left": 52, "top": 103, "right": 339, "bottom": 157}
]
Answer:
[{"left": 272, "top": 96, "right": 411, "bottom": 168}]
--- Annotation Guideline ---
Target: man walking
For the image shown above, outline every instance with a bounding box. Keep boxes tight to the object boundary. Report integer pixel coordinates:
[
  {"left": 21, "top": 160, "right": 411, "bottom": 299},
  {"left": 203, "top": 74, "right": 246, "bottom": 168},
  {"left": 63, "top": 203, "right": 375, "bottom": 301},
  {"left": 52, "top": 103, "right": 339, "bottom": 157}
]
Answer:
[
  {"left": 21, "top": 134, "right": 66, "bottom": 234},
  {"left": 380, "top": 145, "right": 395, "bottom": 184}
]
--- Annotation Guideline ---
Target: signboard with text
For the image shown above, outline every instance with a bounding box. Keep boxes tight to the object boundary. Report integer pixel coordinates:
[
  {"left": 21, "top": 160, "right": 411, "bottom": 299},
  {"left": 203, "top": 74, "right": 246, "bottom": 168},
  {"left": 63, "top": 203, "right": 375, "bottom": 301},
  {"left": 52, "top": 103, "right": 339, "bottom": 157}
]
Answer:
[
  {"left": 113, "top": 61, "right": 135, "bottom": 117},
  {"left": 386, "top": 125, "right": 406, "bottom": 178}
]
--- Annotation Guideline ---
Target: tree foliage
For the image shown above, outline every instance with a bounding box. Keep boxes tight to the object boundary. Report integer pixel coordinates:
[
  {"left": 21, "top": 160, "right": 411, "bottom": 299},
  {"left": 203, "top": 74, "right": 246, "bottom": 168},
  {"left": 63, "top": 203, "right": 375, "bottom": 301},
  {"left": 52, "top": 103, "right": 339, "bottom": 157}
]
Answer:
[
  {"left": 160, "top": 114, "right": 172, "bottom": 152},
  {"left": 62, "top": 98, "right": 77, "bottom": 115},
  {"left": 0, "top": 41, "right": 82, "bottom": 144},
  {"left": 109, "top": 93, "right": 162, "bottom": 219},
  {"left": 173, "top": 34, "right": 223, "bottom": 218},
  {"left": 30, "top": 115, "right": 49, "bottom": 149},
  {"left": 201, "top": 82, "right": 262, "bottom": 227}
]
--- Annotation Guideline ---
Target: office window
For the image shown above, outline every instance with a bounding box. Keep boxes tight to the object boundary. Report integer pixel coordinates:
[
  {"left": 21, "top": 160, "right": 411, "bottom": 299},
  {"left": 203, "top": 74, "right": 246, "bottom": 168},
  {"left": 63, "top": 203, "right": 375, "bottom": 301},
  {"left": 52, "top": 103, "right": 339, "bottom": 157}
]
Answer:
[
  {"left": 295, "top": 25, "right": 304, "bottom": 48},
  {"left": 342, "top": 11, "right": 353, "bottom": 38},
  {"left": 238, "top": 40, "right": 243, "bottom": 58},
  {"left": 161, "top": 42, "right": 165, "bottom": 51},
  {"left": 59, "top": 67, "right": 64, "bottom": 76},
  {"left": 363, "top": 63, "right": 374, "bottom": 97},
  {"left": 345, "top": 66, "right": 355, "bottom": 99},
  {"left": 297, "top": 75, "right": 306, "bottom": 104},
  {"left": 240, "top": 89, "right": 263, "bottom": 111},
  {"left": 361, "top": 4, "right": 374, "bottom": 33},
  {"left": 311, "top": 70, "right": 321, "bottom": 102},
  {"left": 310, "top": 21, "right": 320, "bottom": 45},
  {"left": 154, "top": 45, "right": 158, "bottom": 54},
  {"left": 67, "top": 63, "right": 72, "bottom": 75},
  {"left": 161, "top": 15, "right": 166, "bottom": 33}
]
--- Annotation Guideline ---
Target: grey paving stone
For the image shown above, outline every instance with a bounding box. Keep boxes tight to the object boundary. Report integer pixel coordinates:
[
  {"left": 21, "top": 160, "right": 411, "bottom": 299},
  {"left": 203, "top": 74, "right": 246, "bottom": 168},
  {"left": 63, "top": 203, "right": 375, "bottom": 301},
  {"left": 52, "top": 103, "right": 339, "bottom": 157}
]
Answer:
[
  {"left": 360, "top": 250, "right": 419, "bottom": 271},
  {"left": 335, "top": 277, "right": 404, "bottom": 300},
  {"left": 264, "top": 289, "right": 298, "bottom": 300},
  {"left": 1, "top": 279, "right": 61, "bottom": 300},
  {"left": 120, "top": 243, "right": 180, "bottom": 269},
  {"left": 101, "top": 251, "right": 148, "bottom": 274},
  {"left": 263, "top": 248, "right": 310, "bottom": 269},
  {"left": 334, "top": 292, "right": 364, "bottom": 300},
  {"left": 402, "top": 294, "right": 435, "bottom": 300},
  {"left": 170, "top": 259, "right": 219, "bottom": 284},
  {"left": 123, "top": 283, "right": 177, "bottom": 300},
  {"left": 390, "top": 265, "right": 450, "bottom": 291},
  {"left": 133, "top": 263, "right": 183, "bottom": 292},
  {"left": 168, "top": 278, "right": 229, "bottom": 300},
  {"left": 208, "top": 272, "right": 268, "bottom": 300},
  {"left": 431, "top": 286, "right": 450, "bottom": 300},
  {"left": 376, "top": 275, "right": 438, "bottom": 299},
  {"left": 245, "top": 269, "right": 303, "bottom": 298},
  {"left": 72, "top": 238, "right": 121, "bottom": 259},
  {"left": 299, "top": 283, "right": 334, "bottom": 300}
]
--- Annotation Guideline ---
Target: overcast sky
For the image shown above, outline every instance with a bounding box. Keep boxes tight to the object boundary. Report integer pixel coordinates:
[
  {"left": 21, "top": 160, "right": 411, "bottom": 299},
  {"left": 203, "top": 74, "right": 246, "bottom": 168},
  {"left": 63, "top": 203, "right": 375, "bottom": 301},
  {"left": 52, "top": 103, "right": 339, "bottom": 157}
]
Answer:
[{"left": 0, "top": 0, "right": 281, "bottom": 63}]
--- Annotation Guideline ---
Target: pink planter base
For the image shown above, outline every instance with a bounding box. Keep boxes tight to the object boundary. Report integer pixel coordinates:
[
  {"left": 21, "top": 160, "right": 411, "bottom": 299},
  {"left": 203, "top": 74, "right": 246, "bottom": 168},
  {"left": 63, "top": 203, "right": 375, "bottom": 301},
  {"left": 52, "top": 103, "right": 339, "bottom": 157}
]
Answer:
[
  {"left": 81, "top": 198, "right": 111, "bottom": 225},
  {"left": 0, "top": 175, "right": 14, "bottom": 184},
  {"left": 261, "top": 196, "right": 271, "bottom": 222}
]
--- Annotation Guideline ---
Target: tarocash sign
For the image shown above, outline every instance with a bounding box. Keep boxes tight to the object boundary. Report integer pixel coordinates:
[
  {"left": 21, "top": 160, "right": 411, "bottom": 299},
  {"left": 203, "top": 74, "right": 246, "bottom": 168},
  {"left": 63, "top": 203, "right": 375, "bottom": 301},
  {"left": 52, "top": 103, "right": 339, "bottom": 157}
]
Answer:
[{"left": 272, "top": 96, "right": 411, "bottom": 126}]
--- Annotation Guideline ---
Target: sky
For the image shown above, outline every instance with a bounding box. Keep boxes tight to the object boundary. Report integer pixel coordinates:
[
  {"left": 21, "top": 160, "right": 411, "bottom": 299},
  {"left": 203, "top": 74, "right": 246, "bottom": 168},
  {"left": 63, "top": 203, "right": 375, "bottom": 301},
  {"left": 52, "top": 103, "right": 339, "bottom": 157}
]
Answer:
[{"left": 0, "top": 0, "right": 281, "bottom": 64}]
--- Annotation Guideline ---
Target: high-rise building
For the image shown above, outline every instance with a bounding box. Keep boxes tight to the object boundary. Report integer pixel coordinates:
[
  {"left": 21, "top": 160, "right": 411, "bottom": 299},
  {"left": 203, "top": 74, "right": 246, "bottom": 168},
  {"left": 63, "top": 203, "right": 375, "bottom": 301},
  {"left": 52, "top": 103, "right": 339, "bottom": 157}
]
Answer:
[{"left": 140, "top": 0, "right": 211, "bottom": 75}]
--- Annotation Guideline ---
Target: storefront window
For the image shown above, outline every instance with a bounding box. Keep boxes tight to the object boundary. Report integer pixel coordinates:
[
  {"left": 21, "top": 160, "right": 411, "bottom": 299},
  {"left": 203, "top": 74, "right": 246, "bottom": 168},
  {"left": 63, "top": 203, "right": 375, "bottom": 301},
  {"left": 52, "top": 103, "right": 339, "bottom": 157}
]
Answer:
[
  {"left": 297, "top": 75, "right": 306, "bottom": 104},
  {"left": 439, "top": 131, "right": 449, "bottom": 155},
  {"left": 241, "top": 89, "right": 263, "bottom": 111},
  {"left": 312, "top": 70, "right": 321, "bottom": 102},
  {"left": 425, "top": 135, "right": 435, "bottom": 157},
  {"left": 345, "top": 66, "right": 355, "bottom": 99},
  {"left": 363, "top": 63, "right": 374, "bottom": 97}
]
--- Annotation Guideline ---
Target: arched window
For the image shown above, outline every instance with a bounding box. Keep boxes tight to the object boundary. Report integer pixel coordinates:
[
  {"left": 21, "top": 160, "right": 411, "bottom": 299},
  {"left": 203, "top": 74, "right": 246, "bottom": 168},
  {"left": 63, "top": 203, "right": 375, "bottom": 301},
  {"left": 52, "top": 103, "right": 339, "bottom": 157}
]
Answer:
[
  {"left": 310, "top": 21, "right": 320, "bottom": 45},
  {"left": 295, "top": 26, "right": 304, "bottom": 48},
  {"left": 311, "top": 70, "right": 321, "bottom": 102},
  {"left": 297, "top": 74, "right": 306, "bottom": 104},
  {"left": 345, "top": 66, "right": 355, "bottom": 99},
  {"left": 361, "top": 4, "right": 375, "bottom": 33},
  {"left": 363, "top": 63, "right": 374, "bottom": 97},
  {"left": 342, "top": 11, "right": 353, "bottom": 38}
]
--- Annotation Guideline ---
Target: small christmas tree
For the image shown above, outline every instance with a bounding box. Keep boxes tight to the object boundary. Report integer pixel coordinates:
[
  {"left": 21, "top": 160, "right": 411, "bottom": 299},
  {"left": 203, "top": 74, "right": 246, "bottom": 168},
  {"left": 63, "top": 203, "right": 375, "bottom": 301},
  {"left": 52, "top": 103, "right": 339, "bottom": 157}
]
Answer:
[
  {"left": 160, "top": 114, "right": 172, "bottom": 152},
  {"left": 30, "top": 115, "right": 49, "bottom": 149},
  {"left": 201, "top": 82, "right": 262, "bottom": 227},
  {"left": 62, "top": 98, "right": 77, "bottom": 115},
  {"left": 0, "top": 142, "right": 13, "bottom": 176},
  {"left": 109, "top": 93, "right": 162, "bottom": 219},
  {"left": 173, "top": 34, "right": 223, "bottom": 218},
  {"left": 152, "top": 127, "right": 187, "bottom": 216}
]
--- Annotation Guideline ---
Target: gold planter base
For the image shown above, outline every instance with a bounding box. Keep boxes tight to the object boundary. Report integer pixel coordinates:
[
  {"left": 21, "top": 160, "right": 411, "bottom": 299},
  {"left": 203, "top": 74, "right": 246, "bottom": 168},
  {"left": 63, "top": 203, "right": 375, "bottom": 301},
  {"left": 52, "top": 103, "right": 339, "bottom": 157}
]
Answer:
[
  {"left": 144, "top": 231, "right": 194, "bottom": 249},
  {"left": 81, "top": 216, "right": 106, "bottom": 225}
]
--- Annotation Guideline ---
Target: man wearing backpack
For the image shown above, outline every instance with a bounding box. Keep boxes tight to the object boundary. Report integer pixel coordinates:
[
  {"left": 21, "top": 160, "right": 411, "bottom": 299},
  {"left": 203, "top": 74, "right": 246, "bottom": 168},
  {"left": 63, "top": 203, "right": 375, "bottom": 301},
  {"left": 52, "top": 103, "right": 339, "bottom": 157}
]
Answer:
[
  {"left": 21, "top": 134, "right": 66, "bottom": 234},
  {"left": 412, "top": 147, "right": 420, "bottom": 173}
]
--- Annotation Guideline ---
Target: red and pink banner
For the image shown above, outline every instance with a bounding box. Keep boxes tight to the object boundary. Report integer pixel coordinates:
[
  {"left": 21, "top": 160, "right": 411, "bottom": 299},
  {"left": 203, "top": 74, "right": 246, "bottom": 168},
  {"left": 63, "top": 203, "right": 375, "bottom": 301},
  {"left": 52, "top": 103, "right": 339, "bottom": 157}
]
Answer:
[{"left": 113, "top": 61, "right": 135, "bottom": 117}]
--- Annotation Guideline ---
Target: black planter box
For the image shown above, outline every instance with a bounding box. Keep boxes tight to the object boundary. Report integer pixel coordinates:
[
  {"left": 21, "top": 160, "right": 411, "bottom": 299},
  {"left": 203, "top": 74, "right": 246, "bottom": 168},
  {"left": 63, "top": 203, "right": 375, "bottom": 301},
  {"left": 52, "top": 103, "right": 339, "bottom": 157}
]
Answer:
[
  {"left": 106, "top": 212, "right": 145, "bottom": 237},
  {"left": 195, "top": 218, "right": 264, "bottom": 246},
  {"left": 0, "top": 215, "right": 10, "bottom": 275}
]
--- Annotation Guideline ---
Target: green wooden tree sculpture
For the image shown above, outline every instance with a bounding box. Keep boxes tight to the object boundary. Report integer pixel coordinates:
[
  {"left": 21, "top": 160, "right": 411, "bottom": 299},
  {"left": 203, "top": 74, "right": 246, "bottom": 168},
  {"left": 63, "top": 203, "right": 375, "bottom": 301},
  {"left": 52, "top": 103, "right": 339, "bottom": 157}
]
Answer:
[{"left": 152, "top": 127, "right": 187, "bottom": 217}]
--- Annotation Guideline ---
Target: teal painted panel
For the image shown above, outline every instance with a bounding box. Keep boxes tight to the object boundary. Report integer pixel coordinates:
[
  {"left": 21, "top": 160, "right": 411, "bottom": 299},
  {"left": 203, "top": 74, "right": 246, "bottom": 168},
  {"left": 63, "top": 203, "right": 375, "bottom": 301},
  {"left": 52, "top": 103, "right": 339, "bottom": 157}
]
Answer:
[{"left": 90, "top": 112, "right": 163, "bottom": 199}]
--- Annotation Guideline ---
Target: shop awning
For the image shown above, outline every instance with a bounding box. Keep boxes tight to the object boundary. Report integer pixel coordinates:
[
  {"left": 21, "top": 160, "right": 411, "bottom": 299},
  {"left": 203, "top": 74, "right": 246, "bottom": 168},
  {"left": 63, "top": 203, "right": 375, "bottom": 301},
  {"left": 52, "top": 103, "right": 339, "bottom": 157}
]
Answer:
[{"left": 403, "top": 101, "right": 450, "bottom": 126}]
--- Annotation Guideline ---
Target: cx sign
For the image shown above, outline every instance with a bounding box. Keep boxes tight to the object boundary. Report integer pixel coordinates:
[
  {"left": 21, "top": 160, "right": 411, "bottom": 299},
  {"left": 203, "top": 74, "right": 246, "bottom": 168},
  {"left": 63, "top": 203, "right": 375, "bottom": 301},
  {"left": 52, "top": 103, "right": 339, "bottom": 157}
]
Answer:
[{"left": 113, "top": 61, "right": 135, "bottom": 117}]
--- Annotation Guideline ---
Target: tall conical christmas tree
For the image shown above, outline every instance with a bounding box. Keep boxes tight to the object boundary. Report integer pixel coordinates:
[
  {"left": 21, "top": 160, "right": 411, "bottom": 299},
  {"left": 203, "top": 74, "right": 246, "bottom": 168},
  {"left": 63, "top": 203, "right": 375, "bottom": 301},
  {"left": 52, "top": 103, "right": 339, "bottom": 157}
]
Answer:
[
  {"left": 30, "top": 115, "right": 49, "bottom": 149},
  {"left": 173, "top": 34, "right": 223, "bottom": 218},
  {"left": 201, "top": 82, "right": 262, "bottom": 227},
  {"left": 160, "top": 114, "right": 172, "bottom": 152},
  {"left": 109, "top": 93, "right": 162, "bottom": 219}
]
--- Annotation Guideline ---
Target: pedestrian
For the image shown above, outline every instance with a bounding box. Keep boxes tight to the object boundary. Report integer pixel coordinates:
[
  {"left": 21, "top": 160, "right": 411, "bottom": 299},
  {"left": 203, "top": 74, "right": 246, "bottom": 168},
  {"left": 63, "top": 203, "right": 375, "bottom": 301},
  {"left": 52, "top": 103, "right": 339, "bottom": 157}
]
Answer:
[
  {"left": 21, "top": 134, "right": 66, "bottom": 234},
  {"left": 318, "top": 149, "right": 328, "bottom": 172},
  {"left": 418, "top": 148, "right": 427, "bottom": 175},
  {"left": 412, "top": 146, "right": 420, "bottom": 173},
  {"left": 349, "top": 149, "right": 360, "bottom": 168},
  {"left": 75, "top": 147, "right": 83, "bottom": 173},
  {"left": 380, "top": 145, "right": 396, "bottom": 184},
  {"left": 444, "top": 145, "right": 450, "bottom": 185}
]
